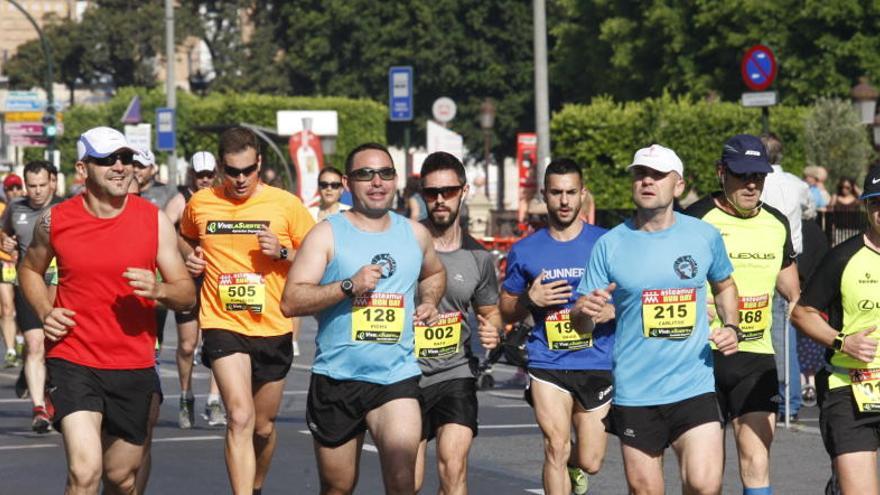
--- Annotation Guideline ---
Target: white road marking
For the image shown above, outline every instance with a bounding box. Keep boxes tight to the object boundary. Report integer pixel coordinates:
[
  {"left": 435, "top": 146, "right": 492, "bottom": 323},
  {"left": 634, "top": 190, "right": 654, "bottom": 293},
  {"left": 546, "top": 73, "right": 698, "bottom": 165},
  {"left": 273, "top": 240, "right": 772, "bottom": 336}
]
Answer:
[
  {"left": 479, "top": 424, "right": 538, "bottom": 430},
  {"left": 0, "top": 443, "right": 56, "bottom": 451},
  {"left": 153, "top": 435, "right": 223, "bottom": 443},
  {"left": 525, "top": 489, "right": 544, "bottom": 494}
]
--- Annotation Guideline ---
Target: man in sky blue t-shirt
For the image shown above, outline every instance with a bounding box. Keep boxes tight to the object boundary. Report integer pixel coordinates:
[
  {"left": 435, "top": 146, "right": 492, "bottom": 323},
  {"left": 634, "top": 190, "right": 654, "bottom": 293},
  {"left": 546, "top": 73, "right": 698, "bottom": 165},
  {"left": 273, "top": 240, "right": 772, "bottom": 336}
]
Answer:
[
  {"left": 572, "top": 144, "right": 741, "bottom": 495},
  {"left": 500, "top": 158, "right": 614, "bottom": 495}
]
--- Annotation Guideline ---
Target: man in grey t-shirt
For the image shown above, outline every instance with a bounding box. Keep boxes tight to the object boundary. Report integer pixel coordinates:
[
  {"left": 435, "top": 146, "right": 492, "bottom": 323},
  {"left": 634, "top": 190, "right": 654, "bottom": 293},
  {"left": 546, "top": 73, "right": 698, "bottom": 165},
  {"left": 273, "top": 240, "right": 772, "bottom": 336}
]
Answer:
[
  {"left": 133, "top": 148, "right": 176, "bottom": 209},
  {"left": 414, "top": 152, "right": 502, "bottom": 494},
  {"left": 0, "top": 160, "right": 60, "bottom": 433}
]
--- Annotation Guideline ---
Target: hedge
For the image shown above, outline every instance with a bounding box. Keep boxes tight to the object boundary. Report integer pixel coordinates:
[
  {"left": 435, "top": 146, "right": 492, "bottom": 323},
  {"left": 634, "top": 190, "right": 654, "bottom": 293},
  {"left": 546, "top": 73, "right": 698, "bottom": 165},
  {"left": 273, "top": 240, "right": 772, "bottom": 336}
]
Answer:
[
  {"left": 552, "top": 95, "right": 810, "bottom": 209},
  {"left": 52, "top": 88, "right": 387, "bottom": 177}
]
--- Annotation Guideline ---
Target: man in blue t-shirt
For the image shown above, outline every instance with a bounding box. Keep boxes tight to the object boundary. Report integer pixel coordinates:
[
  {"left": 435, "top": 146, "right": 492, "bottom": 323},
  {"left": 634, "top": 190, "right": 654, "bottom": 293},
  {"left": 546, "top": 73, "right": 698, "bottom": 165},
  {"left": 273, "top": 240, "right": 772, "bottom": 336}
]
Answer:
[
  {"left": 572, "top": 144, "right": 741, "bottom": 495},
  {"left": 499, "top": 158, "right": 614, "bottom": 495}
]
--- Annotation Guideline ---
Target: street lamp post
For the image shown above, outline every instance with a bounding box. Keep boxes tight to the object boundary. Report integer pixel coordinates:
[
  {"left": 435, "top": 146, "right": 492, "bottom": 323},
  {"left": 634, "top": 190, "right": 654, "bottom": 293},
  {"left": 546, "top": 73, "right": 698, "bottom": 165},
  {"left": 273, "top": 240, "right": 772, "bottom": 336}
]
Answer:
[
  {"left": 851, "top": 76, "right": 878, "bottom": 125},
  {"left": 480, "top": 98, "right": 496, "bottom": 206}
]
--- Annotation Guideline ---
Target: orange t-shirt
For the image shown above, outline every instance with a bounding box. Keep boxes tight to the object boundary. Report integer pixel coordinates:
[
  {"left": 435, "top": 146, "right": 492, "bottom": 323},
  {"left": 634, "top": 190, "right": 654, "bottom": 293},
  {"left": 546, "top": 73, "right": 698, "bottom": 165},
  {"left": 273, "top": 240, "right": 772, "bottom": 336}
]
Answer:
[
  {"left": 0, "top": 203, "right": 11, "bottom": 262},
  {"left": 180, "top": 185, "right": 315, "bottom": 337}
]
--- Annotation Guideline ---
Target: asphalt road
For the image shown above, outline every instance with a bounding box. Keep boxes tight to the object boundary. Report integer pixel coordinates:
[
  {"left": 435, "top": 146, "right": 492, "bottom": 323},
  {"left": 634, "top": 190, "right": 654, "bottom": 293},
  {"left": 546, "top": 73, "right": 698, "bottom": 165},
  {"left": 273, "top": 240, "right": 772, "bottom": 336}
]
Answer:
[{"left": 0, "top": 316, "right": 843, "bottom": 494}]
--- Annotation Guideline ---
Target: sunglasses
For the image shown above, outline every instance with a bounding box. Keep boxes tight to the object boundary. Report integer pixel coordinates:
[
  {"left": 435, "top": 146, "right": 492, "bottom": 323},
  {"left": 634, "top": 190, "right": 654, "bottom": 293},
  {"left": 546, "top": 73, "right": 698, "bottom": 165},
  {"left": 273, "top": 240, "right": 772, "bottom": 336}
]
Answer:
[
  {"left": 87, "top": 151, "right": 135, "bottom": 166},
  {"left": 319, "top": 181, "right": 343, "bottom": 190},
  {"left": 223, "top": 163, "right": 258, "bottom": 178},
  {"left": 195, "top": 171, "right": 216, "bottom": 179},
  {"left": 348, "top": 167, "right": 396, "bottom": 182},
  {"left": 726, "top": 169, "right": 766, "bottom": 182},
  {"left": 422, "top": 185, "right": 464, "bottom": 201}
]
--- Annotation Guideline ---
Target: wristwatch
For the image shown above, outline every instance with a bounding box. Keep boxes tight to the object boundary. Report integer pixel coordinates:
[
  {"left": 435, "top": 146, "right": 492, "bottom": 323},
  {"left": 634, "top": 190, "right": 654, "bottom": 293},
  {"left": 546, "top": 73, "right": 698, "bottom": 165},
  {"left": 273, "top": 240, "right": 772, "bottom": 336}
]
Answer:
[
  {"left": 340, "top": 278, "right": 355, "bottom": 298},
  {"left": 725, "top": 323, "right": 745, "bottom": 342},
  {"left": 832, "top": 331, "right": 847, "bottom": 351},
  {"left": 277, "top": 246, "right": 289, "bottom": 261}
]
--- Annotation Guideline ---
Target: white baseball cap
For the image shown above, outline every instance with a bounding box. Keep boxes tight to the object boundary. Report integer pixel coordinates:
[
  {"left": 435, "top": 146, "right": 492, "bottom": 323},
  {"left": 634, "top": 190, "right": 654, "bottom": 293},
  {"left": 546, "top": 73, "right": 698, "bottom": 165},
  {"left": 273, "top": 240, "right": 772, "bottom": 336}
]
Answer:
[
  {"left": 191, "top": 151, "right": 216, "bottom": 173},
  {"left": 77, "top": 127, "right": 134, "bottom": 160},
  {"left": 627, "top": 144, "right": 684, "bottom": 176},
  {"left": 133, "top": 148, "right": 155, "bottom": 166}
]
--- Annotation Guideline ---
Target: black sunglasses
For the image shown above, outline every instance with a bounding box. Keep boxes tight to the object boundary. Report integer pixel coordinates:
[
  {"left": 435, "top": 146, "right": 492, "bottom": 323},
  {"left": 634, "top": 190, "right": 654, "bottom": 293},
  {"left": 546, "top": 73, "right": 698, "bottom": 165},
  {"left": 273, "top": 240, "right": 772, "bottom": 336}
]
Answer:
[
  {"left": 725, "top": 168, "right": 766, "bottom": 183},
  {"left": 348, "top": 167, "right": 396, "bottom": 182},
  {"left": 87, "top": 151, "right": 135, "bottom": 166},
  {"left": 195, "top": 171, "right": 216, "bottom": 179},
  {"left": 319, "top": 181, "right": 343, "bottom": 190},
  {"left": 422, "top": 185, "right": 464, "bottom": 201},
  {"left": 223, "top": 163, "right": 258, "bottom": 178}
]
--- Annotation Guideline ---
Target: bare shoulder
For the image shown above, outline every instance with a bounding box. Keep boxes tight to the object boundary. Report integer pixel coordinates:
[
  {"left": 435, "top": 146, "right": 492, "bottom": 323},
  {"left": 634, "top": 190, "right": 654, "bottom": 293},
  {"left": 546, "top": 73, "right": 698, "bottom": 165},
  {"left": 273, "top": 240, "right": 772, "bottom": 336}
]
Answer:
[
  {"left": 39, "top": 208, "right": 51, "bottom": 234},
  {"left": 407, "top": 218, "right": 431, "bottom": 246}
]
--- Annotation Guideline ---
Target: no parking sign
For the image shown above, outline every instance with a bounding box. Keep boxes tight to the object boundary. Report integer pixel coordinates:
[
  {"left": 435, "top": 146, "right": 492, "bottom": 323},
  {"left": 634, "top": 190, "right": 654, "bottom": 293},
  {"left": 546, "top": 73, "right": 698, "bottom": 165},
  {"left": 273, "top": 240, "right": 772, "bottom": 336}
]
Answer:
[{"left": 741, "top": 45, "right": 777, "bottom": 91}]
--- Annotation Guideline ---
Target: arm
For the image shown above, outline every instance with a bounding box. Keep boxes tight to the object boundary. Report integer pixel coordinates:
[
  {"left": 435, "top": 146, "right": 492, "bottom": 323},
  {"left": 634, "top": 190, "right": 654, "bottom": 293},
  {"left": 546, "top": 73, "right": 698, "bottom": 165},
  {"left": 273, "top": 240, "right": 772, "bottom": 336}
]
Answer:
[
  {"left": 281, "top": 221, "right": 345, "bottom": 317},
  {"left": 129, "top": 211, "right": 196, "bottom": 311},
  {"left": 792, "top": 304, "right": 877, "bottom": 363},
  {"left": 571, "top": 283, "right": 616, "bottom": 333},
  {"left": 411, "top": 221, "right": 445, "bottom": 324},
  {"left": 475, "top": 304, "right": 502, "bottom": 349},
  {"left": 775, "top": 262, "right": 800, "bottom": 307},
  {"left": 709, "top": 276, "right": 740, "bottom": 354},
  {"left": 163, "top": 193, "right": 186, "bottom": 225},
  {"left": 499, "top": 273, "right": 573, "bottom": 324},
  {"left": 19, "top": 210, "right": 75, "bottom": 341}
]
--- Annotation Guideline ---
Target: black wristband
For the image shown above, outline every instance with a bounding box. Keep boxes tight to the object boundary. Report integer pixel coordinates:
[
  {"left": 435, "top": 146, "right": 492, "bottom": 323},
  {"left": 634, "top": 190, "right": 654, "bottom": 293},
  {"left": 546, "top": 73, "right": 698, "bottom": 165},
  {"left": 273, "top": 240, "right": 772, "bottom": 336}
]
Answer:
[
  {"left": 520, "top": 291, "right": 538, "bottom": 310},
  {"left": 724, "top": 323, "right": 745, "bottom": 342}
]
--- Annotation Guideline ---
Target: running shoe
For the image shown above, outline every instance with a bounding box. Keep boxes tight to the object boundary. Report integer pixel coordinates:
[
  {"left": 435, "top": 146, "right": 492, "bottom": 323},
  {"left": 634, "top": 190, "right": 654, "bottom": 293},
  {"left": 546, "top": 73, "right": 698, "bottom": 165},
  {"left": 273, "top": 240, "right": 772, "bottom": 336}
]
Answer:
[
  {"left": 3, "top": 349, "right": 16, "bottom": 368},
  {"left": 568, "top": 466, "right": 588, "bottom": 495},
  {"left": 178, "top": 396, "right": 195, "bottom": 429},
  {"left": 802, "top": 384, "right": 817, "bottom": 408},
  {"left": 32, "top": 405, "right": 51, "bottom": 433},
  {"left": 14, "top": 368, "right": 28, "bottom": 399},
  {"left": 293, "top": 340, "right": 300, "bottom": 357},
  {"left": 204, "top": 401, "right": 227, "bottom": 427}
]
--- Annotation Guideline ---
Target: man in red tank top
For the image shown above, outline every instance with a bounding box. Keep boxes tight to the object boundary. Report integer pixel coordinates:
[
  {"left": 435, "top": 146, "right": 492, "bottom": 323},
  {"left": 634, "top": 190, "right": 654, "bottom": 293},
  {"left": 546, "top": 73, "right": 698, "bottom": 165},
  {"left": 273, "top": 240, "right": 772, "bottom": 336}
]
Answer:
[{"left": 18, "top": 126, "right": 196, "bottom": 495}]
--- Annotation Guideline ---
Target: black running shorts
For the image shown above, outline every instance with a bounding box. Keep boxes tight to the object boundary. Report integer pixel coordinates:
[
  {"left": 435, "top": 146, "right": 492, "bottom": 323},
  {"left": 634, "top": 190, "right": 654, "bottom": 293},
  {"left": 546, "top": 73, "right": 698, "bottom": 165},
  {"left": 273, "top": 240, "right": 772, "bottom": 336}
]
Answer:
[
  {"left": 47, "top": 358, "right": 160, "bottom": 445},
  {"left": 817, "top": 369, "right": 880, "bottom": 458},
  {"left": 713, "top": 350, "right": 779, "bottom": 421},
  {"left": 201, "top": 329, "right": 293, "bottom": 384},
  {"left": 14, "top": 287, "right": 42, "bottom": 332},
  {"left": 307, "top": 373, "right": 420, "bottom": 447},
  {"left": 605, "top": 392, "right": 722, "bottom": 454},
  {"left": 525, "top": 368, "right": 613, "bottom": 412},
  {"left": 420, "top": 377, "right": 478, "bottom": 441}
]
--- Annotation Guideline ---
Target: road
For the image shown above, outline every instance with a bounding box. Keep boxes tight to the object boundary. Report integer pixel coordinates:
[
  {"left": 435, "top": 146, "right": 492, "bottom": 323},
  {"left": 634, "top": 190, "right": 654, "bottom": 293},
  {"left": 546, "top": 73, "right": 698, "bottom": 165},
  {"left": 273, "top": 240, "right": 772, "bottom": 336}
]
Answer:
[{"left": 0, "top": 316, "right": 840, "bottom": 494}]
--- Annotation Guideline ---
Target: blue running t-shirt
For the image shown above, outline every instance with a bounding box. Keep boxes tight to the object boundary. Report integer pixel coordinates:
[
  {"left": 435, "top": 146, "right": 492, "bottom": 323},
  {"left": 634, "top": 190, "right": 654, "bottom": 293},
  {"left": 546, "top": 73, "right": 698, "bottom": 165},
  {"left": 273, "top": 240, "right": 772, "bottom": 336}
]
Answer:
[
  {"left": 503, "top": 223, "right": 614, "bottom": 371},
  {"left": 577, "top": 213, "right": 733, "bottom": 406}
]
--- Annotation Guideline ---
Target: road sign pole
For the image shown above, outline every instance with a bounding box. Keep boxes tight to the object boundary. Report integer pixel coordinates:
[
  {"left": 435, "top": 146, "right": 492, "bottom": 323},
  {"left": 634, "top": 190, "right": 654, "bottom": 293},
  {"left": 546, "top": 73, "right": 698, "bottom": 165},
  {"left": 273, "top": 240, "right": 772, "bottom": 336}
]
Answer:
[
  {"left": 762, "top": 107, "right": 770, "bottom": 134},
  {"left": 403, "top": 125, "right": 411, "bottom": 175},
  {"left": 165, "top": 0, "right": 177, "bottom": 187}
]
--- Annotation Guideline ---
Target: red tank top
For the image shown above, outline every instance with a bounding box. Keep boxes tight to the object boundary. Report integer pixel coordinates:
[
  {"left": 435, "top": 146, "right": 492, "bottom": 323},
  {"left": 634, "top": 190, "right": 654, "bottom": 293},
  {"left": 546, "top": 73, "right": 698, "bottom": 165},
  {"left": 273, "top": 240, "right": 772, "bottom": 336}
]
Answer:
[{"left": 47, "top": 194, "right": 158, "bottom": 369}]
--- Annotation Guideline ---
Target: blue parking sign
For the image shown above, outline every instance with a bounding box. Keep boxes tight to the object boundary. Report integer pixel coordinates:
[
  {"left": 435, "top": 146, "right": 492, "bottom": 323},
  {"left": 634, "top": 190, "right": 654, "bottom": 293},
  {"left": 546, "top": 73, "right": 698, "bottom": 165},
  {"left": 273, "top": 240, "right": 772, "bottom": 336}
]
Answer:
[
  {"left": 389, "top": 66, "right": 414, "bottom": 122},
  {"left": 156, "top": 107, "right": 176, "bottom": 151}
]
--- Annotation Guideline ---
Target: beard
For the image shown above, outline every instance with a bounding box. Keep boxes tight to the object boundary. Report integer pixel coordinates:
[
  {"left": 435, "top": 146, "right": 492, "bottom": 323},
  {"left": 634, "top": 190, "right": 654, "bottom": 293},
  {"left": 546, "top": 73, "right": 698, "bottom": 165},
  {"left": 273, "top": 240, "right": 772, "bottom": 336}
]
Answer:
[
  {"left": 547, "top": 203, "right": 581, "bottom": 229},
  {"left": 428, "top": 203, "right": 460, "bottom": 230}
]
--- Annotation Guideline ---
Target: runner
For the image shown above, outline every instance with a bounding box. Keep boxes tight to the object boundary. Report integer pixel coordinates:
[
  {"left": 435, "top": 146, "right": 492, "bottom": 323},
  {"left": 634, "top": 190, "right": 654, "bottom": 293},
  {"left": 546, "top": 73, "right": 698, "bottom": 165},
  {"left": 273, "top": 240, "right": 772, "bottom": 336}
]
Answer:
[
  {"left": 308, "top": 166, "right": 351, "bottom": 222},
  {"left": 281, "top": 142, "right": 445, "bottom": 495},
  {"left": 500, "top": 158, "right": 615, "bottom": 495},
  {"left": 1, "top": 161, "right": 61, "bottom": 432},
  {"left": 572, "top": 144, "right": 741, "bottom": 494},
  {"left": 133, "top": 148, "right": 177, "bottom": 209},
  {"left": 0, "top": 174, "right": 23, "bottom": 367},
  {"left": 179, "top": 127, "right": 314, "bottom": 494},
  {"left": 412, "top": 151, "right": 501, "bottom": 494},
  {"left": 684, "top": 134, "right": 799, "bottom": 494},
  {"left": 18, "top": 126, "right": 195, "bottom": 493},
  {"left": 791, "top": 165, "right": 880, "bottom": 495},
  {"left": 164, "top": 151, "right": 225, "bottom": 428}
]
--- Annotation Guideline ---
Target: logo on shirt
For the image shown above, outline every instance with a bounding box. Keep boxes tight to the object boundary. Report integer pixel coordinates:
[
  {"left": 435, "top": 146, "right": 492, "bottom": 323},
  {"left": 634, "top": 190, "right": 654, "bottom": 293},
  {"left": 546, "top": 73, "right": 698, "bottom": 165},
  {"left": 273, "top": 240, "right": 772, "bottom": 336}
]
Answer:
[
  {"left": 673, "top": 255, "right": 698, "bottom": 280},
  {"left": 206, "top": 220, "right": 270, "bottom": 234},
  {"left": 16, "top": 213, "right": 27, "bottom": 224},
  {"left": 858, "top": 299, "right": 879, "bottom": 311},
  {"left": 453, "top": 273, "right": 465, "bottom": 283},
  {"left": 860, "top": 273, "right": 877, "bottom": 285},
  {"left": 371, "top": 253, "right": 397, "bottom": 279},
  {"left": 729, "top": 252, "right": 776, "bottom": 260},
  {"left": 541, "top": 267, "right": 585, "bottom": 280}
]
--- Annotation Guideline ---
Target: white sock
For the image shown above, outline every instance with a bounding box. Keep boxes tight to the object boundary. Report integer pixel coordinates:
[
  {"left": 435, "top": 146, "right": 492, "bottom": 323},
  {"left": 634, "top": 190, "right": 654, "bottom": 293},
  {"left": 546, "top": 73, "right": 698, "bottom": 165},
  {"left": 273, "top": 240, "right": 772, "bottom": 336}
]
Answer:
[{"left": 207, "top": 394, "right": 220, "bottom": 405}]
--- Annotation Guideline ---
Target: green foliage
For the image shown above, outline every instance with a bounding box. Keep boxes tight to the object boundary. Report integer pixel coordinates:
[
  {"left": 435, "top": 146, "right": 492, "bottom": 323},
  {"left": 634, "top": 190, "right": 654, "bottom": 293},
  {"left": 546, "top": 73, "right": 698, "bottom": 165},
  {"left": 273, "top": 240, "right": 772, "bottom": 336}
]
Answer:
[
  {"left": 803, "top": 97, "right": 874, "bottom": 186},
  {"left": 55, "top": 89, "right": 387, "bottom": 175},
  {"left": 552, "top": 96, "right": 809, "bottom": 208}
]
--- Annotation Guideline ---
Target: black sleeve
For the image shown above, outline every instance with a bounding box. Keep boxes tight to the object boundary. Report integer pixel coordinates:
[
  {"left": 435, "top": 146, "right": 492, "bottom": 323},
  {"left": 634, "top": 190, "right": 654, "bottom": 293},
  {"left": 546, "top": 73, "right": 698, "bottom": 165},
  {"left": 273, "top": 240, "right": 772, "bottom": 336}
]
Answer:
[
  {"left": 762, "top": 203, "right": 796, "bottom": 268},
  {"left": 682, "top": 194, "right": 717, "bottom": 219},
  {"left": 800, "top": 236, "right": 864, "bottom": 318}
]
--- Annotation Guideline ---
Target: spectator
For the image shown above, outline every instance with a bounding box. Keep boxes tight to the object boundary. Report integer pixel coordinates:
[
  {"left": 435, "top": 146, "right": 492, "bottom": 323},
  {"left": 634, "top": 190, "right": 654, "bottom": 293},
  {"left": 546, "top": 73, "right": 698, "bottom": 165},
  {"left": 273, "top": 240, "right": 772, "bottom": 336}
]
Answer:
[
  {"left": 803, "top": 165, "right": 830, "bottom": 210},
  {"left": 402, "top": 175, "right": 428, "bottom": 221},
  {"left": 829, "top": 176, "right": 861, "bottom": 212}
]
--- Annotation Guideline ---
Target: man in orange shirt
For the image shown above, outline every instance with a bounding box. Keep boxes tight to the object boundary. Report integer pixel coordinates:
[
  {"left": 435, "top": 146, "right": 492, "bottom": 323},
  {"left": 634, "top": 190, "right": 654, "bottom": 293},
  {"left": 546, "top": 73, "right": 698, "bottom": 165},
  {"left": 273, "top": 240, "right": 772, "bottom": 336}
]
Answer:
[{"left": 179, "top": 127, "right": 315, "bottom": 494}]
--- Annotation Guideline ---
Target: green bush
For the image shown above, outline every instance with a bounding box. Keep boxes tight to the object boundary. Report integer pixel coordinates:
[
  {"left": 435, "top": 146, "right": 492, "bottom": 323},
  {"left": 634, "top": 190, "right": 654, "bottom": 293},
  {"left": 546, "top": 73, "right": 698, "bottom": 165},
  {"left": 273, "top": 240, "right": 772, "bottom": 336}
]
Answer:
[
  {"left": 552, "top": 95, "right": 810, "bottom": 209},
  {"left": 54, "top": 88, "right": 387, "bottom": 178}
]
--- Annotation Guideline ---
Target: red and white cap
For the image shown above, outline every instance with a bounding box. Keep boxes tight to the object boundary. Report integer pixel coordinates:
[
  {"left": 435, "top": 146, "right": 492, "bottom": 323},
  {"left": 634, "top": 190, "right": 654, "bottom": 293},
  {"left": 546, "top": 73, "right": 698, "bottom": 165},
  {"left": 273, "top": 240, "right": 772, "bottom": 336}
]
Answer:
[
  {"left": 76, "top": 127, "right": 134, "bottom": 160},
  {"left": 627, "top": 144, "right": 684, "bottom": 176}
]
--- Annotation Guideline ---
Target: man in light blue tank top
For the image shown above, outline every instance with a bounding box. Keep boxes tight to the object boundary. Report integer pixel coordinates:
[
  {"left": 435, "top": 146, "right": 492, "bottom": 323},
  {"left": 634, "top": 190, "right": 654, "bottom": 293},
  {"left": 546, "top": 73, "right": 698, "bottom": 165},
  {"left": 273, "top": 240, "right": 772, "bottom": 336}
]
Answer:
[
  {"left": 499, "top": 158, "right": 614, "bottom": 495},
  {"left": 282, "top": 143, "right": 446, "bottom": 495},
  {"left": 572, "top": 144, "right": 742, "bottom": 495}
]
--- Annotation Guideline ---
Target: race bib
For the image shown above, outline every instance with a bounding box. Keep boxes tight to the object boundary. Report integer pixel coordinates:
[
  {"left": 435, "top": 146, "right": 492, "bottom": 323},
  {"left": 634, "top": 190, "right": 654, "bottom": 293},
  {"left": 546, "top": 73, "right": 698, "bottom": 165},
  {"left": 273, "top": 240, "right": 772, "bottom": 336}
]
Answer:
[
  {"left": 738, "top": 294, "right": 770, "bottom": 341},
  {"left": 545, "top": 308, "right": 593, "bottom": 350},
  {"left": 1, "top": 261, "right": 15, "bottom": 283},
  {"left": 218, "top": 272, "right": 266, "bottom": 313},
  {"left": 850, "top": 368, "right": 880, "bottom": 413},
  {"left": 351, "top": 292, "right": 405, "bottom": 344},
  {"left": 642, "top": 288, "right": 697, "bottom": 339},
  {"left": 414, "top": 311, "right": 462, "bottom": 358}
]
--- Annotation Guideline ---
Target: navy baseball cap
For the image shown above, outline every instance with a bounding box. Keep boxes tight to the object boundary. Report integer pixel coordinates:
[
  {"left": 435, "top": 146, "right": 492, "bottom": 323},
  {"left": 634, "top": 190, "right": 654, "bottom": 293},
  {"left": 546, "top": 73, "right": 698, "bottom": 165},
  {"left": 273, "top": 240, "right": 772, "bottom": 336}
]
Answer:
[
  {"left": 861, "top": 165, "right": 880, "bottom": 200},
  {"left": 720, "top": 134, "right": 773, "bottom": 175}
]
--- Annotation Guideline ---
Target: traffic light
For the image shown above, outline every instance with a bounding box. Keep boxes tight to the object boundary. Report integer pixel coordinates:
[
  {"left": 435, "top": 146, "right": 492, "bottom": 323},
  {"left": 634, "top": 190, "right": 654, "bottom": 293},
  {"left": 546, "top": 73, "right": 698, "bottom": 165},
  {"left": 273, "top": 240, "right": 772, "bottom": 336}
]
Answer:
[{"left": 42, "top": 106, "right": 57, "bottom": 138}]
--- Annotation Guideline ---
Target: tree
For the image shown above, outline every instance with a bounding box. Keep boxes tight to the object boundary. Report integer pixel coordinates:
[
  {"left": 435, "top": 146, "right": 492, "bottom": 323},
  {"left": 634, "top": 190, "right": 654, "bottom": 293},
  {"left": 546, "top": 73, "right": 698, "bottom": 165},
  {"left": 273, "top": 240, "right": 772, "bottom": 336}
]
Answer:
[{"left": 803, "top": 97, "right": 873, "bottom": 187}]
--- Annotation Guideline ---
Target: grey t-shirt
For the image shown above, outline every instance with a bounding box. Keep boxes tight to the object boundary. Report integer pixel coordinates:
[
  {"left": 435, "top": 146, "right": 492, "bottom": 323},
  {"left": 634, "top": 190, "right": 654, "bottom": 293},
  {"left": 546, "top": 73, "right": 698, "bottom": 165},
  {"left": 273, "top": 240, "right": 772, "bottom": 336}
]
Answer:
[
  {"left": 2, "top": 196, "right": 61, "bottom": 262},
  {"left": 418, "top": 234, "right": 499, "bottom": 387},
  {"left": 140, "top": 180, "right": 176, "bottom": 209}
]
